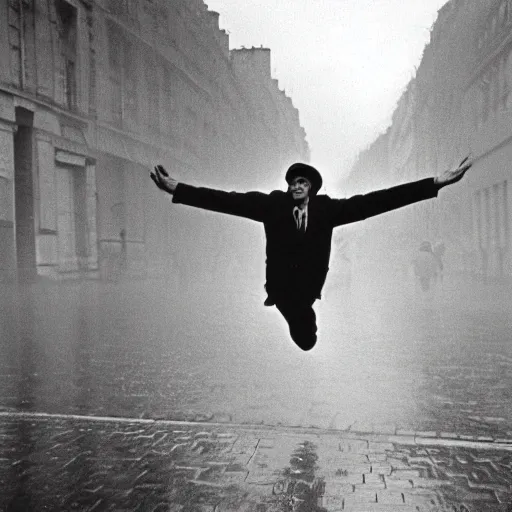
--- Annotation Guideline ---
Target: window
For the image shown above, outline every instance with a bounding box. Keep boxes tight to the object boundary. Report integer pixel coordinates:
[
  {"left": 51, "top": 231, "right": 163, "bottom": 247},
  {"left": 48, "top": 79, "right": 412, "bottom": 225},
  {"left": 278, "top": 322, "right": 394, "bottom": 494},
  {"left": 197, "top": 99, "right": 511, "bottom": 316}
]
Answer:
[
  {"left": 56, "top": 0, "right": 77, "bottom": 110},
  {"left": 474, "top": 51, "right": 512, "bottom": 127},
  {"left": 108, "top": 24, "right": 123, "bottom": 125},
  {"left": 123, "top": 42, "right": 137, "bottom": 123},
  {"left": 107, "top": 22, "right": 138, "bottom": 127},
  {"left": 8, "top": 0, "right": 34, "bottom": 88},
  {"left": 145, "top": 58, "right": 160, "bottom": 132},
  {"left": 475, "top": 181, "right": 509, "bottom": 251},
  {"left": 497, "top": 180, "right": 509, "bottom": 248},
  {"left": 499, "top": 56, "right": 509, "bottom": 109}
]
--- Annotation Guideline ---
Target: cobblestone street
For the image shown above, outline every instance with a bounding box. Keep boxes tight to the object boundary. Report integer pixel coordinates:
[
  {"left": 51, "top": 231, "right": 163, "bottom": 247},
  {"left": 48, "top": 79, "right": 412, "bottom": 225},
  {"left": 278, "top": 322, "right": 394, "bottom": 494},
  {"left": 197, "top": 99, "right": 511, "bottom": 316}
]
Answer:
[{"left": 1, "top": 413, "right": 512, "bottom": 511}]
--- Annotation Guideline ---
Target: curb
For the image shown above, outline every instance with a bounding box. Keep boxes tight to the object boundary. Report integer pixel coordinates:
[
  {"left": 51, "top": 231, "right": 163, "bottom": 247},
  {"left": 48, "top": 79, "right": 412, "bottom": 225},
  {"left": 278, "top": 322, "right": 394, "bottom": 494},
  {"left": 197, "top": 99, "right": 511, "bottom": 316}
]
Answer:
[{"left": 2, "top": 410, "right": 512, "bottom": 452}]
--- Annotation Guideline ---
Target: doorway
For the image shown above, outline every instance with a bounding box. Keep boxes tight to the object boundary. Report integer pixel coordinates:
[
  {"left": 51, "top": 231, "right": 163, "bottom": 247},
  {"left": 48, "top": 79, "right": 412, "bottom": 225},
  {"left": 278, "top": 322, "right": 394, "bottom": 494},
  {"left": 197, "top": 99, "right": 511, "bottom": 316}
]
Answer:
[
  {"left": 14, "top": 108, "right": 36, "bottom": 280},
  {"left": 57, "top": 164, "right": 86, "bottom": 272}
]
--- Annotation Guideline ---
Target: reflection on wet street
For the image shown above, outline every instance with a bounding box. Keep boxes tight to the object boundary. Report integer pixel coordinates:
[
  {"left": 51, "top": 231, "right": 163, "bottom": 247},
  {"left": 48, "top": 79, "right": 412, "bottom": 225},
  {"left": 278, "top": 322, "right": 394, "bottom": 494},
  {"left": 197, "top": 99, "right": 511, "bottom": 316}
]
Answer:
[
  {"left": 1, "top": 273, "right": 512, "bottom": 438},
  {"left": 1, "top": 415, "right": 512, "bottom": 511}
]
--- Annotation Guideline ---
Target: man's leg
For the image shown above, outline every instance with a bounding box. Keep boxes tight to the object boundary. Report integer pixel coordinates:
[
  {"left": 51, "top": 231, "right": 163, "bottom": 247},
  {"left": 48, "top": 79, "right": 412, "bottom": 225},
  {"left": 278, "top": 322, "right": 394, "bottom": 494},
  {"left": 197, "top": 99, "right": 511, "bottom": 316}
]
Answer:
[{"left": 275, "top": 298, "right": 317, "bottom": 351}]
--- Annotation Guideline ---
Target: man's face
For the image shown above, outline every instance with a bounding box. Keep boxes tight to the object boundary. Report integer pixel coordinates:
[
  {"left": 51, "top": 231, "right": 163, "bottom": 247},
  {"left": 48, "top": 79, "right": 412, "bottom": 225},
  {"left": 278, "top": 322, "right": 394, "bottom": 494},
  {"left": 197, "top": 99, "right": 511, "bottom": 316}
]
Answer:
[{"left": 289, "top": 176, "right": 311, "bottom": 201}]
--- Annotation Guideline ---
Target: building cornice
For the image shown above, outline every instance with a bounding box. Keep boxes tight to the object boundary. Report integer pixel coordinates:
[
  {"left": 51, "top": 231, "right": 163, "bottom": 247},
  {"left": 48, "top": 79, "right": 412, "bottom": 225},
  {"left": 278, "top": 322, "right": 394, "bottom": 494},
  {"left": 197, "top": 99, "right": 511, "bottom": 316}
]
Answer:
[{"left": 0, "top": 84, "right": 94, "bottom": 127}]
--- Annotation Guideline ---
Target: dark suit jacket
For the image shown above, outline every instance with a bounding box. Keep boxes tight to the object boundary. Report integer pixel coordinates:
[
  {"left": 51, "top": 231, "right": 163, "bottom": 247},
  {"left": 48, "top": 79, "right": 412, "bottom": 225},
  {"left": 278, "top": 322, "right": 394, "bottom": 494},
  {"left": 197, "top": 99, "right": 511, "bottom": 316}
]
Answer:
[{"left": 172, "top": 178, "right": 439, "bottom": 302}]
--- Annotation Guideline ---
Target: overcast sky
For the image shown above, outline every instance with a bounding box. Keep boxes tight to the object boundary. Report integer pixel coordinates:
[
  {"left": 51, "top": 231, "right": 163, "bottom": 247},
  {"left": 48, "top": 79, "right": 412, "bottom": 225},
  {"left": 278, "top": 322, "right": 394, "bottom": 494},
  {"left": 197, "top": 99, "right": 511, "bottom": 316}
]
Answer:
[{"left": 205, "top": 0, "right": 449, "bottom": 190}]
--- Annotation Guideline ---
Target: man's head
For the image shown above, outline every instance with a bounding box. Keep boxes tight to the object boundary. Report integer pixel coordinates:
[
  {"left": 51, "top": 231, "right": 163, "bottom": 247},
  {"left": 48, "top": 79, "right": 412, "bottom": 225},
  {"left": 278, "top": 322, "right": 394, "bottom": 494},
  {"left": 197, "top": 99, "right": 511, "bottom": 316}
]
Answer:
[
  {"left": 285, "top": 163, "right": 323, "bottom": 199},
  {"left": 288, "top": 176, "right": 312, "bottom": 202}
]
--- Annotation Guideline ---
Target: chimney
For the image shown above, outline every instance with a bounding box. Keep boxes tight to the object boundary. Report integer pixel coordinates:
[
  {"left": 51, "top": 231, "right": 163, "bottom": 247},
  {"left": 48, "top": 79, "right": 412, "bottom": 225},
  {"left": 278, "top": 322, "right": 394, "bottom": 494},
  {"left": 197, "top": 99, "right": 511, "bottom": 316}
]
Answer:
[
  {"left": 207, "top": 10, "right": 220, "bottom": 31},
  {"left": 218, "top": 29, "right": 229, "bottom": 57},
  {"left": 231, "top": 47, "right": 271, "bottom": 78}
]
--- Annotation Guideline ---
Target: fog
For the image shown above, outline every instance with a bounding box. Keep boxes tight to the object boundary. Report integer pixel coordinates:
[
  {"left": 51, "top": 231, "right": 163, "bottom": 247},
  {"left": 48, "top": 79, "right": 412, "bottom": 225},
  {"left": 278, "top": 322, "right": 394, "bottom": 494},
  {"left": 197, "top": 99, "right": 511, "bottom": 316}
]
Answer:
[
  {"left": 3, "top": 237, "right": 512, "bottom": 435},
  {"left": 206, "top": 0, "right": 449, "bottom": 186},
  {"left": 2, "top": 0, "right": 512, "bottom": 442}
]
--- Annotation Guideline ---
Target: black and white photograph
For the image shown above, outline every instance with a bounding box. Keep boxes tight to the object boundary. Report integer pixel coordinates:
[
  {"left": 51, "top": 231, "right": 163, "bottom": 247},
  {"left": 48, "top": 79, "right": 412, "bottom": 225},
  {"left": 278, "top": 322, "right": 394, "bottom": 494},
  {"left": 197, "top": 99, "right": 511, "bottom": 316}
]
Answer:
[{"left": 1, "top": 0, "right": 512, "bottom": 510}]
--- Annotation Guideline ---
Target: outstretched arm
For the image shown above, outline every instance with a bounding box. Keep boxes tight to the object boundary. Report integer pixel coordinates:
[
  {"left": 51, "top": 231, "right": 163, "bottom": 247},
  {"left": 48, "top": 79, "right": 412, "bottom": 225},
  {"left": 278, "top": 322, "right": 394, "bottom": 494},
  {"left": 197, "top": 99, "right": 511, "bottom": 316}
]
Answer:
[
  {"left": 150, "top": 165, "right": 178, "bottom": 194},
  {"left": 149, "top": 165, "right": 269, "bottom": 222},
  {"left": 330, "top": 156, "right": 473, "bottom": 227},
  {"left": 434, "top": 155, "right": 473, "bottom": 189}
]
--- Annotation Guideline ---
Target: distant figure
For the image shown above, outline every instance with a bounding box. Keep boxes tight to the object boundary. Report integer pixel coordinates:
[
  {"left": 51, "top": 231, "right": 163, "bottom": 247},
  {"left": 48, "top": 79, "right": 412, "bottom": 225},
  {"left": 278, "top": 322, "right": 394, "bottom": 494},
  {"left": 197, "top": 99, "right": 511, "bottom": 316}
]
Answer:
[
  {"left": 412, "top": 241, "right": 439, "bottom": 292},
  {"left": 150, "top": 157, "right": 472, "bottom": 351},
  {"left": 433, "top": 241, "right": 446, "bottom": 282}
]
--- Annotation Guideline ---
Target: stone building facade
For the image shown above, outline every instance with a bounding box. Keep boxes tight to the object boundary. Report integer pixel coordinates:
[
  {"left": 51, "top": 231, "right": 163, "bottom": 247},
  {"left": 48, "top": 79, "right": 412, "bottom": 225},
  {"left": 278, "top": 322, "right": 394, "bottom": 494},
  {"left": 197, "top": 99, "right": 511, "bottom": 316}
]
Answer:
[
  {"left": 0, "top": 0, "right": 96, "bottom": 281},
  {"left": 0, "top": 0, "right": 309, "bottom": 281},
  {"left": 342, "top": 0, "right": 512, "bottom": 279}
]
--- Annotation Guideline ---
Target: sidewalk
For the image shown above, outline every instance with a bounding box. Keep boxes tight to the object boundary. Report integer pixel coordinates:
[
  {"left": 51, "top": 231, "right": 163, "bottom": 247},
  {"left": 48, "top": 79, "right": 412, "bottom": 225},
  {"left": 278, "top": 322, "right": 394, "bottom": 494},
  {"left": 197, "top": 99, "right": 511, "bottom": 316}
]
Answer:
[{"left": 1, "top": 412, "right": 512, "bottom": 511}]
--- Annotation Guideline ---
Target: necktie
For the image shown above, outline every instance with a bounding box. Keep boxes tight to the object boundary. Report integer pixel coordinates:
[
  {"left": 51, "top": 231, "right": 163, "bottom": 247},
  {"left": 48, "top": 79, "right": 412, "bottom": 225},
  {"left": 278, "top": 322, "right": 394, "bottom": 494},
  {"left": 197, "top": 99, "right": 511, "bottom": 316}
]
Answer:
[{"left": 294, "top": 208, "right": 306, "bottom": 233}]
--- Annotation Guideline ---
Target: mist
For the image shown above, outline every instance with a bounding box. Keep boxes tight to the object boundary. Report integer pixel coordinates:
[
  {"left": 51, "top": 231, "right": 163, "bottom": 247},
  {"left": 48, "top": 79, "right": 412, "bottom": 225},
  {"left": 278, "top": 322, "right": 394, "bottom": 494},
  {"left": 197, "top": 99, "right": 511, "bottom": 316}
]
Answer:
[
  {"left": 2, "top": 0, "right": 512, "bottom": 508},
  {"left": 0, "top": 0, "right": 511, "bottom": 427}
]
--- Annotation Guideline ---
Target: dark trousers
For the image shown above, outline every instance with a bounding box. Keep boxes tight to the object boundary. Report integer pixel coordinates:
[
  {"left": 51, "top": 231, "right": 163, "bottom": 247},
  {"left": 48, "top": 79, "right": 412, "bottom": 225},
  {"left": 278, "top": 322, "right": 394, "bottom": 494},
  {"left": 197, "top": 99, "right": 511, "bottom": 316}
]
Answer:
[{"left": 274, "top": 297, "right": 318, "bottom": 351}]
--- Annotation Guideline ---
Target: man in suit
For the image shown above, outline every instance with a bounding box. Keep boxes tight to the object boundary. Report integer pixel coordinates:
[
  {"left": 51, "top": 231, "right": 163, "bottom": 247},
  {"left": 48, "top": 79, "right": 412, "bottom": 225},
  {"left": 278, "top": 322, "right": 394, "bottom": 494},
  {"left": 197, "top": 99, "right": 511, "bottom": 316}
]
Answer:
[{"left": 149, "top": 157, "right": 472, "bottom": 351}]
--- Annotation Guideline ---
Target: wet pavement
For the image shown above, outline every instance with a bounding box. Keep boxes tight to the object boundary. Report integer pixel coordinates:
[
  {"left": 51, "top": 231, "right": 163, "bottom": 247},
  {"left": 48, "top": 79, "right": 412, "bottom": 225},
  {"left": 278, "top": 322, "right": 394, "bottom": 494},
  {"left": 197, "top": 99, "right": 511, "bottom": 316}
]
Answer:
[
  {"left": 2, "top": 273, "right": 512, "bottom": 509},
  {"left": 1, "top": 273, "right": 512, "bottom": 437},
  {"left": 1, "top": 413, "right": 512, "bottom": 511}
]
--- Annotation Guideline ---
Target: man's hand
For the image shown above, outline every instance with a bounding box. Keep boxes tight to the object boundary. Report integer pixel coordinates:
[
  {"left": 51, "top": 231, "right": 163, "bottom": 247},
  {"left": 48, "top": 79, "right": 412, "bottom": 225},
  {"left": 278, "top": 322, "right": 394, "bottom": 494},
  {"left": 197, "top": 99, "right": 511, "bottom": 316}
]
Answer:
[
  {"left": 434, "top": 155, "right": 473, "bottom": 189},
  {"left": 150, "top": 165, "right": 178, "bottom": 195}
]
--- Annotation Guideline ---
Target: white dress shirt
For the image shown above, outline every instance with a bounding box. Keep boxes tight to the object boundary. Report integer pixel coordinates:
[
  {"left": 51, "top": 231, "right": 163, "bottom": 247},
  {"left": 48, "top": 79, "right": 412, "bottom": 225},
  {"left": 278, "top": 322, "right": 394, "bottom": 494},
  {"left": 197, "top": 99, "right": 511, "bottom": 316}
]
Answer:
[{"left": 293, "top": 205, "right": 308, "bottom": 231}]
